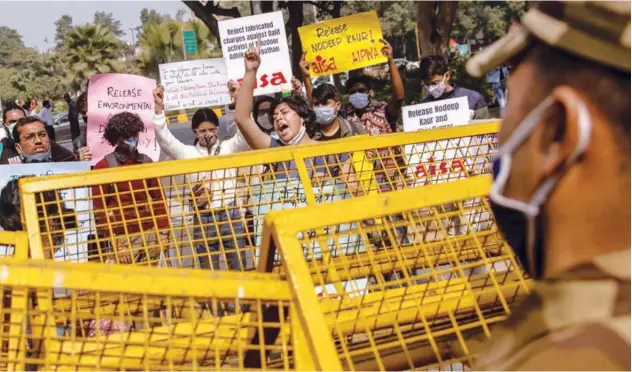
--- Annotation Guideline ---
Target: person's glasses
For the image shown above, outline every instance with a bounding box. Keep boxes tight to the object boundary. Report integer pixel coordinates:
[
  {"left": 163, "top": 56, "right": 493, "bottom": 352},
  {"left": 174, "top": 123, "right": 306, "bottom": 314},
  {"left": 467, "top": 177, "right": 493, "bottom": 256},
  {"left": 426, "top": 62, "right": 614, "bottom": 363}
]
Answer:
[
  {"left": 21, "top": 131, "right": 48, "bottom": 143},
  {"left": 196, "top": 127, "right": 218, "bottom": 135},
  {"left": 349, "top": 88, "right": 368, "bottom": 95}
]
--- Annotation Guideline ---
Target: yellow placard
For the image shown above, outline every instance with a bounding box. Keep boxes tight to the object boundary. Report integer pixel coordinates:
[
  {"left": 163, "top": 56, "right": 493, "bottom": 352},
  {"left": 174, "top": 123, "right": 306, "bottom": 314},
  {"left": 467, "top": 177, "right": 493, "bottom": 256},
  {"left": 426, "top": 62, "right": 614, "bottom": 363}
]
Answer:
[
  {"left": 298, "top": 11, "right": 387, "bottom": 77},
  {"left": 213, "top": 108, "right": 223, "bottom": 118}
]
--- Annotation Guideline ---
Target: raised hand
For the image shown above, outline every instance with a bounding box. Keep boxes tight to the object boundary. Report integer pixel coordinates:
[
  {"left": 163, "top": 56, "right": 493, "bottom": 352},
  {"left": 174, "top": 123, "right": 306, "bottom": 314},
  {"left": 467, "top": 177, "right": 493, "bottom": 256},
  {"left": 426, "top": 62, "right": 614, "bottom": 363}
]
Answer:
[
  {"left": 380, "top": 39, "right": 394, "bottom": 61},
  {"left": 299, "top": 51, "right": 310, "bottom": 77},
  {"left": 228, "top": 79, "right": 240, "bottom": 99},
  {"left": 153, "top": 84, "right": 165, "bottom": 114},
  {"left": 244, "top": 40, "right": 261, "bottom": 72},
  {"left": 78, "top": 146, "right": 92, "bottom": 161}
]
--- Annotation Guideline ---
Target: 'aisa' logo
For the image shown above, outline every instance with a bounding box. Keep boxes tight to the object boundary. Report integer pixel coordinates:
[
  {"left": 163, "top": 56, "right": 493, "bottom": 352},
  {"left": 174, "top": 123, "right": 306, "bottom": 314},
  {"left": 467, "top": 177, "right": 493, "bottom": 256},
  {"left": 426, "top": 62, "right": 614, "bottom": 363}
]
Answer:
[{"left": 311, "top": 55, "right": 337, "bottom": 74}]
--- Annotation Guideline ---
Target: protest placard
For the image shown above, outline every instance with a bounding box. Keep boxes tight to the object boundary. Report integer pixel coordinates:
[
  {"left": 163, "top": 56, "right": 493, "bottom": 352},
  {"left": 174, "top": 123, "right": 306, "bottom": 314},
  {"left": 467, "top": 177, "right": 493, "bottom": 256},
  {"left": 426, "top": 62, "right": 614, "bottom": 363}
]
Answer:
[
  {"left": 218, "top": 11, "right": 292, "bottom": 96},
  {"left": 159, "top": 58, "right": 231, "bottom": 111},
  {"left": 401, "top": 96, "right": 494, "bottom": 185},
  {"left": 87, "top": 73, "right": 159, "bottom": 165},
  {"left": 298, "top": 11, "right": 387, "bottom": 77},
  {"left": 0, "top": 162, "right": 91, "bottom": 261}
]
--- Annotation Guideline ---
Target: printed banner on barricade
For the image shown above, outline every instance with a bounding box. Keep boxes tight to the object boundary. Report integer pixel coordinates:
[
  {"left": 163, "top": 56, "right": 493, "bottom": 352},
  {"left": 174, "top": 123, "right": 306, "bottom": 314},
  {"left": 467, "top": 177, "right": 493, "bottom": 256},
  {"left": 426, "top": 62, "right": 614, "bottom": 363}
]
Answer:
[
  {"left": 159, "top": 58, "right": 231, "bottom": 111},
  {"left": 401, "top": 97, "right": 493, "bottom": 185},
  {"left": 87, "top": 73, "right": 159, "bottom": 165},
  {"left": 218, "top": 11, "right": 292, "bottom": 96},
  {"left": 250, "top": 179, "right": 364, "bottom": 257},
  {"left": 298, "top": 11, "right": 387, "bottom": 77},
  {"left": 0, "top": 162, "right": 92, "bottom": 260}
]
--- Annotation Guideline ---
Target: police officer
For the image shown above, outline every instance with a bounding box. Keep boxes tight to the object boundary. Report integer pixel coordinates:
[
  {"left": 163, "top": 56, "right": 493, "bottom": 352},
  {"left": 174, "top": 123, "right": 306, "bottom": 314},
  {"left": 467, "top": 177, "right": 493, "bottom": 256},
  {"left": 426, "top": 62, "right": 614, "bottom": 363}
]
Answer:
[{"left": 466, "top": 1, "right": 630, "bottom": 370}]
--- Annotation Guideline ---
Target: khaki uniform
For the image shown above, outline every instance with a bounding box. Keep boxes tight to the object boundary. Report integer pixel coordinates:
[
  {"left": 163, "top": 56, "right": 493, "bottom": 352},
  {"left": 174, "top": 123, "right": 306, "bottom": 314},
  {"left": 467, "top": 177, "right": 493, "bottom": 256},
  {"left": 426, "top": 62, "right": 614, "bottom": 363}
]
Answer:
[
  {"left": 466, "top": 1, "right": 630, "bottom": 370},
  {"left": 476, "top": 249, "right": 630, "bottom": 370}
]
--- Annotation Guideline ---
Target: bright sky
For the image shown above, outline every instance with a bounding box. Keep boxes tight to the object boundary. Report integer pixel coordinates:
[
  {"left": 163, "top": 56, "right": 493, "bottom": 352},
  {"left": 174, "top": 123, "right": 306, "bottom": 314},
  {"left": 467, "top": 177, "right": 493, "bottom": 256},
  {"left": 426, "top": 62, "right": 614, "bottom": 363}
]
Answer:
[{"left": 0, "top": 1, "right": 190, "bottom": 51}]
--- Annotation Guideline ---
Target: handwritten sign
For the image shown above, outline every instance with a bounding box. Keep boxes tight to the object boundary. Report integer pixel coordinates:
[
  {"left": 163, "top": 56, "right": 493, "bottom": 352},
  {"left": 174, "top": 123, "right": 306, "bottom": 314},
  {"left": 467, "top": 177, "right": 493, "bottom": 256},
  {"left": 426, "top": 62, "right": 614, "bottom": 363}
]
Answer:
[
  {"left": 250, "top": 179, "right": 364, "bottom": 257},
  {"left": 400, "top": 98, "right": 495, "bottom": 186},
  {"left": 298, "top": 11, "right": 387, "bottom": 77},
  {"left": 218, "top": 11, "right": 292, "bottom": 96},
  {"left": 0, "top": 162, "right": 92, "bottom": 261},
  {"left": 87, "top": 73, "right": 159, "bottom": 165},
  {"left": 159, "top": 58, "right": 231, "bottom": 111},
  {"left": 403, "top": 97, "right": 470, "bottom": 132}
]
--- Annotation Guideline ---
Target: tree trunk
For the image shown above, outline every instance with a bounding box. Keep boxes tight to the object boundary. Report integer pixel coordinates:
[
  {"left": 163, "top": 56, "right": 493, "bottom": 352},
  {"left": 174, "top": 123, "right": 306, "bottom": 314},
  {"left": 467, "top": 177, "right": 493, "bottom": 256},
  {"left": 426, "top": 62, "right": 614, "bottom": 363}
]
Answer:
[
  {"left": 286, "top": 1, "right": 304, "bottom": 78},
  {"left": 250, "top": 1, "right": 273, "bottom": 15},
  {"left": 416, "top": 1, "right": 459, "bottom": 59}
]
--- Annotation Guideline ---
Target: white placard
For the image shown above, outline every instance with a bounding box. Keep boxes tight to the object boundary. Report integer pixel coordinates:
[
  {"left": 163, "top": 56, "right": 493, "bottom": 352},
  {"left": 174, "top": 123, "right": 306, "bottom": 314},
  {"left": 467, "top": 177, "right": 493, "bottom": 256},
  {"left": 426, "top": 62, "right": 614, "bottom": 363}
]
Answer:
[
  {"left": 401, "top": 97, "right": 492, "bottom": 186},
  {"left": 159, "top": 58, "right": 231, "bottom": 111},
  {"left": 218, "top": 11, "right": 292, "bottom": 96},
  {"left": 0, "top": 162, "right": 92, "bottom": 261},
  {"left": 403, "top": 96, "right": 470, "bottom": 132}
]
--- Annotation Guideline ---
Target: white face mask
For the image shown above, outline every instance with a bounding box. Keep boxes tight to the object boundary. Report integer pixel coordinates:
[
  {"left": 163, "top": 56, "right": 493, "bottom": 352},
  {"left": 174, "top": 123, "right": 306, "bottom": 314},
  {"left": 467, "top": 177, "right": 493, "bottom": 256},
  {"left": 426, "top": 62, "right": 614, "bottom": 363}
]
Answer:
[
  {"left": 425, "top": 73, "right": 448, "bottom": 99},
  {"left": 278, "top": 125, "right": 306, "bottom": 146}
]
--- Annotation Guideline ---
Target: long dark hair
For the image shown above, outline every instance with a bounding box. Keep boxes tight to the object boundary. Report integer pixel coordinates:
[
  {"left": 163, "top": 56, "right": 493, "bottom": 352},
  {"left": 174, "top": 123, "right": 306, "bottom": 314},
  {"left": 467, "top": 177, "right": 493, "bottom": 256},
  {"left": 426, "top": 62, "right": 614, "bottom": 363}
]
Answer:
[{"left": 191, "top": 108, "right": 219, "bottom": 145}]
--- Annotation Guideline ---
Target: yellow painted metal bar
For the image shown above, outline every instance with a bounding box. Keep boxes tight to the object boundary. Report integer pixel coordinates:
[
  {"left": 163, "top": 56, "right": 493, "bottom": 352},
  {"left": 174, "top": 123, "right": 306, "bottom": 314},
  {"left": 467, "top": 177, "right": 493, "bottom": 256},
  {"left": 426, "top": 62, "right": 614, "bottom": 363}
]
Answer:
[
  {"left": 272, "top": 234, "right": 343, "bottom": 371},
  {"left": 0, "top": 260, "right": 291, "bottom": 300},
  {"left": 264, "top": 176, "right": 492, "bottom": 235}
]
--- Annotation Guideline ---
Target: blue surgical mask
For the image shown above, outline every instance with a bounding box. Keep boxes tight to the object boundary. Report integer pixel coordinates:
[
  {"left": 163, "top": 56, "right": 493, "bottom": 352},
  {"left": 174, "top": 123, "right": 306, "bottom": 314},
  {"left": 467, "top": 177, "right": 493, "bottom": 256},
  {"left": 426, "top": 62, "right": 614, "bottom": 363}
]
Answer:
[
  {"left": 489, "top": 96, "right": 592, "bottom": 278},
  {"left": 123, "top": 137, "right": 138, "bottom": 149},
  {"left": 349, "top": 93, "right": 370, "bottom": 109},
  {"left": 314, "top": 106, "right": 337, "bottom": 125},
  {"left": 21, "top": 147, "right": 52, "bottom": 163}
]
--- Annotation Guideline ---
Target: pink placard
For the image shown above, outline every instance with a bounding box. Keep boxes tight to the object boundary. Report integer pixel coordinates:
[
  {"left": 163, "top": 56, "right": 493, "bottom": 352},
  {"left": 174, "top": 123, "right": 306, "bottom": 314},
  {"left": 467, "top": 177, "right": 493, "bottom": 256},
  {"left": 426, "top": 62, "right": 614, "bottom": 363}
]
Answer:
[{"left": 87, "top": 73, "right": 159, "bottom": 165}]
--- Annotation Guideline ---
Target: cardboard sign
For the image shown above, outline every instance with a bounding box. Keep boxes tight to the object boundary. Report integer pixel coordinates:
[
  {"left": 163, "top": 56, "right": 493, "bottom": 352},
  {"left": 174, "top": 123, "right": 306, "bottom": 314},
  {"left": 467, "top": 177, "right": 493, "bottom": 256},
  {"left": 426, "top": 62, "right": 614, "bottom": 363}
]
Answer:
[
  {"left": 218, "top": 11, "right": 292, "bottom": 96},
  {"left": 159, "top": 58, "right": 231, "bottom": 111},
  {"left": 401, "top": 97, "right": 494, "bottom": 186},
  {"left": 402, "top": 96, "right": 470, "bottom": 132},
  {"left": 0, "top": 162, "right": 92, "bottom": 261},
  {"left": 298, "top": 11, "right": 387, "bottom": 77},
  {"left": 87, "top": 73, "right": 159, "bottom": 165}
]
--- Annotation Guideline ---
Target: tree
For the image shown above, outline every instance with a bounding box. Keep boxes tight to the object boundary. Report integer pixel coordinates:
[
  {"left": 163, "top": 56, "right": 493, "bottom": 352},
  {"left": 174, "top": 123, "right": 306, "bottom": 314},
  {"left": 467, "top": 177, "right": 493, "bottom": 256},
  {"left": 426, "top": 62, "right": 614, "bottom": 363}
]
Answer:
[
  {"left": 94, "top": 11, "right": 125, "bottom": 38},
  {"left": 0, "top": 26, "right": 25, "bottom": 67},
  {"left": 64, "top": 25, "right": 123, "bottom": 90},
  {"left": 181, "top": 1, "right": 241, "bottom": 45},
  {"left": 416, "top": 2, "right": 459, "bottom": 59},
  {"left": 54, "top": 15, "right": 73, "bottom": 48},
  {"left": 140, "top": 8, "right": 166, "bottom": 25},
  {"left": 452, "top": 1, "right": 525, "bottom": 47}
]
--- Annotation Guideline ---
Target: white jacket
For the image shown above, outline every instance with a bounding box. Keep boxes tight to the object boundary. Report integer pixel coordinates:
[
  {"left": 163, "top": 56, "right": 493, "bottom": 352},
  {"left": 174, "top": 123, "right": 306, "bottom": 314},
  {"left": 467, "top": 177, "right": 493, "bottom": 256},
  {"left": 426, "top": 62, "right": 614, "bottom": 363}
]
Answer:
[{"left": 153, "top": 112, "right": 250, "bottom": 209}]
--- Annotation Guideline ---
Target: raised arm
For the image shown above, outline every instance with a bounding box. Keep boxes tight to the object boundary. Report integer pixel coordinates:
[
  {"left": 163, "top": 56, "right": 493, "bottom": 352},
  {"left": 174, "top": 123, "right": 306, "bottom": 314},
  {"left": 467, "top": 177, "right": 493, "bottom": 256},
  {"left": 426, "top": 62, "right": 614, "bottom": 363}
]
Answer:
[
  {"left": 234, "top": 42, "right": 272, "bottom": 150},
  {"left": 382, "top": 39, "right": 405, "bottom": 127},
  {"left": 152, "top": 85, "right": 191, "bottom": 160},
  {"left": 299, "top": 51, "right": 313, "bottom": 104}
]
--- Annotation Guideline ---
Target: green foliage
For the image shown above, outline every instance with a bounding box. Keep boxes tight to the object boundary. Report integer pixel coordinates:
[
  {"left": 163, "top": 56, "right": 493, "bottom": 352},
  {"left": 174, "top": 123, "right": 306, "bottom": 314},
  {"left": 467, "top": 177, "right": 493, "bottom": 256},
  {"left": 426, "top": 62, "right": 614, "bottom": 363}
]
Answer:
[
  {"left": 54, "top": 15, "right": 73, "bottom": 47},
  {"left": 64, "top": 24, "right": 123, "bottom": 90},
  {"left": 452, "top": 1, "right": 525, "bottom": 45},
  {"left": 0, "top": 26, "right": 25, "bottom": 67},
  {"left": 136, "top": 18, "right": 220, "bottom": 79},
  {"left": 94, "top": 11, "right": 126, "bottom": 38}
]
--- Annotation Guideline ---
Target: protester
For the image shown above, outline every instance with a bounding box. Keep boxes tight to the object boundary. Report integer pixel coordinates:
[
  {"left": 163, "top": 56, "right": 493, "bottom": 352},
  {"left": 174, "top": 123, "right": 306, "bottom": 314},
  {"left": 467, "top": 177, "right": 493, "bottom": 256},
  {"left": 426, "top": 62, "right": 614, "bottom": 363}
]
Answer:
[
  {"left": 0, "top": 101, "right": 25, "bottom": 141},
  {"left": 311, "top": 83, "right": 364, "bottom": 141},
  {"left": 72, "top": 92, "right": 89, "bottom": 156},
  {"left": 234, "top": 41, "right": 358, "bottom": 187},
  {"left": 253, "top": 95, "right": 276, "bottom": 137},
  {"left": 486, "top": 66, "right": 509, "bottom": 117},
  {"left": 1, "top": 117, "right": 78, "bottom": 164},
  {"left": 345, "top": 39, "right": 404, "bottom": 135},
  {"left": 153, "top": 84, "right": 250, "bottom": 271},
  {"left": 419, "top": 55, "right": 489, "bottom": 120},
  {"left": 37, "top": 99, "right": 56, "bottom": 141},
  {"left": 91, "top": 111, "right": 170, "bottom": 265},
  {"left": 64, "top": 92, "right": 81, "bottom": 142},
  {"left": 466, "top": 1, "right": 630, "bottom": 370}
]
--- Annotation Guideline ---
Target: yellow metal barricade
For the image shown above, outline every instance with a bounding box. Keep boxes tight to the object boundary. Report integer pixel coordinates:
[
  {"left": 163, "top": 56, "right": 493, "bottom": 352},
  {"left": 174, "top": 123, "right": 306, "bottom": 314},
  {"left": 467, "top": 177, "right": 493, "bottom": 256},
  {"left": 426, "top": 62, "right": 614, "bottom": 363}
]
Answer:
[
  {"left": 0, "top": 259, "right": 340, "bottom": 371},
  {"left": 19, "top": 121, "right": 498, "bottom": 271},
  {"left": 261, "top": 176, "right": 532, "bottom": 370},
  {"left": 0, "top": 232, "right": 29, "bottom": 370}
]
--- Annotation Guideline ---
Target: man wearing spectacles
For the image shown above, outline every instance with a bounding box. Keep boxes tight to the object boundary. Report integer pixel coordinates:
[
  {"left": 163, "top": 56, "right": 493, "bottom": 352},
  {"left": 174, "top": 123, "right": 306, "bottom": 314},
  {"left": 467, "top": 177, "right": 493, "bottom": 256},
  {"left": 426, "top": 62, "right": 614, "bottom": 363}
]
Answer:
[{"left": 0, "top": 116, "right": 77, "bottom": 165}]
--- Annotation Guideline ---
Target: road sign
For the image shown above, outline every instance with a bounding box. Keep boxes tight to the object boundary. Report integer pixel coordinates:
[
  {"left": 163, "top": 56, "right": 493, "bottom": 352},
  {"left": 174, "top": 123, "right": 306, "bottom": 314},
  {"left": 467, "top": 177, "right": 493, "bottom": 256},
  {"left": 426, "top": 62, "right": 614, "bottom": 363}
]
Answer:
[{"left": 183, "top": 30, "right": 197, "bottom": 54}]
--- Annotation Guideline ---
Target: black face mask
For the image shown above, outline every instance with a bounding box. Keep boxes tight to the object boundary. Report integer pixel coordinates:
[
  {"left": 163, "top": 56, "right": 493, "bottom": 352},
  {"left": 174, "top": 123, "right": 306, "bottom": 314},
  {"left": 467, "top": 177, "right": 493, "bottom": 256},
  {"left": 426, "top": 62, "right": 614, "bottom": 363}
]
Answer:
[
  {"left": 113, "top": 141, "right": 138, "bottom": 163},
  {"left": 490, "top": 159, "right": 545, "bottom": 278}
]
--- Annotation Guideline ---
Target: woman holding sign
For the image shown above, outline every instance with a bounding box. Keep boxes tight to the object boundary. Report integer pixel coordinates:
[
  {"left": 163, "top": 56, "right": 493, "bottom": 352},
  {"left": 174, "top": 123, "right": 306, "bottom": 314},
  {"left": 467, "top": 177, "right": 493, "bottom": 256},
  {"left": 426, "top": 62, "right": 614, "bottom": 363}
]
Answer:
[
  {"left": 153, "top": 84, "right": 252, "bottom": 272},
  {"left": 234, "top": 40, "right": 360, "bottom": 188}
]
